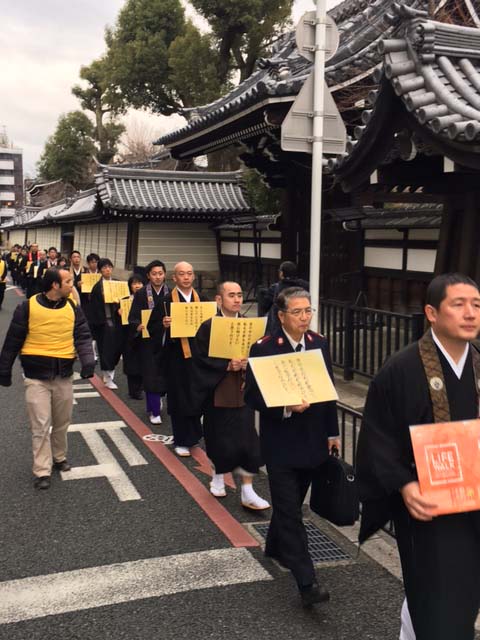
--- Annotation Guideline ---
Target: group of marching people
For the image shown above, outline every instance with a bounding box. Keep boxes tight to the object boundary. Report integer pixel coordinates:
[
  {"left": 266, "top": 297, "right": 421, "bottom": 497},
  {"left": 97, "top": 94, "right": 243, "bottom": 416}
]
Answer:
[{"left": 1, "top": 248, "right": 272, "bottom": 511}]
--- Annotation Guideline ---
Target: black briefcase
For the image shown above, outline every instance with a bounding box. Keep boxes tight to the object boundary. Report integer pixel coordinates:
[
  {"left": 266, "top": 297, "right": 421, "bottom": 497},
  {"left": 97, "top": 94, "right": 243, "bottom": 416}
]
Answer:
[{"left": 310, "top": 447, "right": 360, "bottom": 526}]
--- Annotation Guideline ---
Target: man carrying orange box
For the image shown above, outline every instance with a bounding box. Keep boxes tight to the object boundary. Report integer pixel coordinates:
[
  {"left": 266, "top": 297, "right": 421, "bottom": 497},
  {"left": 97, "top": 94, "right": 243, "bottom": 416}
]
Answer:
[{"left": 357, "top": 272, "right": 480, "bottom": 640}]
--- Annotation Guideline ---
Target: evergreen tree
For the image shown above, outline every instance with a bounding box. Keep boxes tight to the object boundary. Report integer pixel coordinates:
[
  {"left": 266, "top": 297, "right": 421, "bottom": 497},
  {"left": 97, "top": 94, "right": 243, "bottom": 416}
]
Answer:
[
  {"left": 37, "top": 112, "right": 97, "bottom": 189},
  {"left": 72, "top": 57, "right": 125, "bottom": 164}
]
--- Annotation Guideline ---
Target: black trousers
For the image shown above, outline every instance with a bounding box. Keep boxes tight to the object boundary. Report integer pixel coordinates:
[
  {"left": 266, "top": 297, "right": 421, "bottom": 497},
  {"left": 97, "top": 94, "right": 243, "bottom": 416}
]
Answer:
[
  {"left": 393, "top": 496, "right": 480, "bottom": 640},
  {"left": 127, "top": 375, "right": 143, "bottom": 398},
  {"left": 265, "top": 465, "right": 317, "bottom": 589},
  {"left": 0, "top": 283, "right": 5, "bottom": 308},
  {"left": 170, "top": 413, "right": 202, "bottom": 448}
]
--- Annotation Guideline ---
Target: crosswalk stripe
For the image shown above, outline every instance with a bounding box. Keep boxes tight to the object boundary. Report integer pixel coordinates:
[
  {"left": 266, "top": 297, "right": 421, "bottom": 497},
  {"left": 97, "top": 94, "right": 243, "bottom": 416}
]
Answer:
[{"left": 0, "top": 548, "right": 272, "bottom": 624}]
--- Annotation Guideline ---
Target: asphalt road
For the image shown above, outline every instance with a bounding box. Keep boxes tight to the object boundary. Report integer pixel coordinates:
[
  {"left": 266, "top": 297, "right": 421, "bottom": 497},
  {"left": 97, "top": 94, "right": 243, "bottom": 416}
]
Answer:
[{"left": 0, "top": 285, "right": 404, "bottom": 640}]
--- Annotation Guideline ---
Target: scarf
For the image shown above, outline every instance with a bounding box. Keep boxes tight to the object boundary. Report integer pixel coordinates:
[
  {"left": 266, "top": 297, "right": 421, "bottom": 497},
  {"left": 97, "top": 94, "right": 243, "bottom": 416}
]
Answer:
[
  {"left": 146, "top": 282, "right": 169, "bottom": 310},
  {"left": 171, "top": 286, "right": 200, "bottom": 359},
  {"left": 418, "top": 329, "right": 480, "bottom": 423}
]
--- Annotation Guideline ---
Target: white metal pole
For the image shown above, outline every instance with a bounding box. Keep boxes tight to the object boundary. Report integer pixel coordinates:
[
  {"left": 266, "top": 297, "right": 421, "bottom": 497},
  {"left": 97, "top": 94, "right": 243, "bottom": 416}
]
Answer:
[{"left": 309, "top": 0, "right": 327, "bottom": 331}]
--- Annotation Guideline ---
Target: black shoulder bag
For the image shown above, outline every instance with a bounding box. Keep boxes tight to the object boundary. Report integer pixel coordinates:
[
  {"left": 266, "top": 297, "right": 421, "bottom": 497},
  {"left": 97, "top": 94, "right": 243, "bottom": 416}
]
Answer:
[{"left": 310, "top": 446, "right": 360, "bottom": 526}]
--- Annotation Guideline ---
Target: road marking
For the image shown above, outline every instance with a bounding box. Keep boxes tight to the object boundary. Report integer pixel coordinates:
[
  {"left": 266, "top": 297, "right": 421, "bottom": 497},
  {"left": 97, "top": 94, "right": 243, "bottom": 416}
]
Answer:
[
  {"left": 89, "top": 374, "right": 260, "bottom": 547},
  {"left": 143, "top": 433, "right": 174, "bottom": 444},
  {"left": 64, "top": 421, "right": 147, "bottom": 501},
  {"left": 72, "top": 383, "right": 95, "bottom": 390},
  {"left": 73, "top": 391, "right": 100, "bottom": 399},
  {"left": 0, "top": 548, "right": 272, "bottom": 625}
]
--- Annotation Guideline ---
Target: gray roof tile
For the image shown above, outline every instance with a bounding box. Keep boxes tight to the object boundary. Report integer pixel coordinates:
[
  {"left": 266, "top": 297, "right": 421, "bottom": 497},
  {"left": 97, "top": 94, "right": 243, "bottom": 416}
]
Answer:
[
  {"left": 95, "top": 166, "right": 252, "bottom": 218},
  {"left": 156, "top": 0, "right": 428, "bottom": 148},
  {"left": 330, "top": 5, "right": 480, "bottom": 180}
]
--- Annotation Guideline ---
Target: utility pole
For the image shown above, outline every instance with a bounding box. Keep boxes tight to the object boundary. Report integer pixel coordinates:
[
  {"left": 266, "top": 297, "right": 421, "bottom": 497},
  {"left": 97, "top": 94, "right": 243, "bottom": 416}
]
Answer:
[
  {"left": 429, "top": 0, "right": 435, "bottom": 17},
  {"left": 309, "top": 0, "right": 327, "bottom": 331}
]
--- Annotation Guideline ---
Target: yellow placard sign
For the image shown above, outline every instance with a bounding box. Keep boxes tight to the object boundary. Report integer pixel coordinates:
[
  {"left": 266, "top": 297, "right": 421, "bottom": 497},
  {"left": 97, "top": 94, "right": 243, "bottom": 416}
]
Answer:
[
  {"left": 120, "top": 298, "right": 132, "bottom": 325},
  {"left": 170, "top": 301, "right": 218, "bottom": 338},
  {"left": 11, "top": 252, "right": 18, "bottom": 261},
  {"left": 81, "top": 273, "right": 101, "bottom": 293},
  {"left": 208, "top": 316, "right": 267, "bottom": 359},
  {"left": 103, "top": 280, "right": 130, "bottom": 303},
  {"left": 33, "top": 266, "right": 39, "bottom": 278},
  {"left": 248, "top": 349, "right": 339, "bottom": 408},
  {"left": 141, "top": 309, "right": 152, "bottom": 338},
  {"left": 26, "top": 261, "right": 33, "bottom": 272}
]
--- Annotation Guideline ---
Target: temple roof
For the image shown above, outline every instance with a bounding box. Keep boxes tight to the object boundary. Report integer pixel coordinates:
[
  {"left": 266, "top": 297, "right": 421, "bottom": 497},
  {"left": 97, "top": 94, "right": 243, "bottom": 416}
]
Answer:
[
  {"left": 6, "top": 168, "right": 253, "bottom": 230},
  {"left": 156, "top": 0, "right": 480, "bottom": 188},
  {"left": 331, "top": 5, "right": 480, "bottom": 189},
  {"left": 155, "top": 0, "right": 430, "bottom": 150},
  {"left": 95, "top": 166, "right": 251, "bottom": 219}
]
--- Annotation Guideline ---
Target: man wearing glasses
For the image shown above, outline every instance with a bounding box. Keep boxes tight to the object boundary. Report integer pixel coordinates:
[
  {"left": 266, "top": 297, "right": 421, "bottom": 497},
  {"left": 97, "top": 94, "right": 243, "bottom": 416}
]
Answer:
[{"left": 245, "top": 287, "right": 340, "bottom": 607}]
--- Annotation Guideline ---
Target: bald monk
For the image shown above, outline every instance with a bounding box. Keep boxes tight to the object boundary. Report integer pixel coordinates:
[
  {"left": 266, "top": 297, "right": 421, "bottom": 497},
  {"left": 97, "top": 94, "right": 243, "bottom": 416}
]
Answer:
[{"left": 148, "top": 262, "right": 209, "bottom": 456}]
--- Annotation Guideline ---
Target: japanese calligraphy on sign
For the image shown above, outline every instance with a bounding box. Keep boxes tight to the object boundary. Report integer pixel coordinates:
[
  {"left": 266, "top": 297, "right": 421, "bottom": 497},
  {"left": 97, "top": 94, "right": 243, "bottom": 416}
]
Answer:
[
  {"left": 119, "top": 298, "right": 132, "bottom": 325},
  {"left": 141, "top": 309, "right": 152, "bottom": 338},
  {"left": 81, "top": 273, "right": 101, "bottom": 293},
  {"left": 248, "top": 349, "right": 338, "bottom": 407},
  {"left": 103, "top": 280, "right": 130, "bottom": 303},
  {"left": 208, "top": 317, "right": 267, "bottom": 359},
  {"left": 170, "top": 302, "right": 217, "bottom": 338}
]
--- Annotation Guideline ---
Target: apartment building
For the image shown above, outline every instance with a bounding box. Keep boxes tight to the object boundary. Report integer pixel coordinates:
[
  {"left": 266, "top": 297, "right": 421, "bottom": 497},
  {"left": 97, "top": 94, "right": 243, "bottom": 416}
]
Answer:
[{"left": 0, "top": 131, "right": 23, "bottom": 226}]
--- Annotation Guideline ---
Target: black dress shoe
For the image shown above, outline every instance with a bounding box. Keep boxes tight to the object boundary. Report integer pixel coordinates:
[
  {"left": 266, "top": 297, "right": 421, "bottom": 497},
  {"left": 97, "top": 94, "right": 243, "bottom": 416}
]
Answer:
[
  {"left": 34, "top": 476, "right": 51, "bottom": 490},
  {"left": 299, "top": 582, "right": 330, "bottom": 607},
  {"left": 53, "top": 460, "right": 71, "bottom": 472}
]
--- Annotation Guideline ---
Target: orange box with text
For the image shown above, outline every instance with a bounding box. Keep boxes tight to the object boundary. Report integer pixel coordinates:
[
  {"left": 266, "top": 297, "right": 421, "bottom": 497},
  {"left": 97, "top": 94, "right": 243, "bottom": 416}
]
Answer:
[{"left": 410, "top": 419, "right": 480, "bottom": 515}]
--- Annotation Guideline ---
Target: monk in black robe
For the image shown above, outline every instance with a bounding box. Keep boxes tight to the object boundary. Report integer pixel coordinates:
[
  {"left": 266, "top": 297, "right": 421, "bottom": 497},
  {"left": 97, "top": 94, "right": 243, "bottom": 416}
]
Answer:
[
  {"left": 25, "top": 250, "right": 47, "bottom": 299},
  {"left": 122, "top": 275, "right": 144, "bottom": 400},
  {"left": 148, "top": 261, "right": 206, "bottom": 456},
  {"left": 128, "top": 260, "right": 168, "bottom": 422},
  {"left": 357, "top": 273, "right": 480, "bottom": 640},
  {"left": 193, "top": 281, "right": 269, "bottom": 510},
  {"left": 89, "top": 258, "right": 123, "bottom": 390}
]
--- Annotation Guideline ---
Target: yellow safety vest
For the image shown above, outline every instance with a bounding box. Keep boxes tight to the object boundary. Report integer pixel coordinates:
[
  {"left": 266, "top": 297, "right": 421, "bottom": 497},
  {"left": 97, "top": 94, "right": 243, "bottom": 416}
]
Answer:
[{"left": 21, "top": 294, "right": 76, "bottom": 359}]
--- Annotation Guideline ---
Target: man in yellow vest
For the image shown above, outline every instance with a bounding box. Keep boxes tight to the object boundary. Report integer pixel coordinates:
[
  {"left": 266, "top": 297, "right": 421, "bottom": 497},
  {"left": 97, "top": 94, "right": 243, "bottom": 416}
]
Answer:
[{"left": 0, "top": 268, "right": 95, "bottom": 490}]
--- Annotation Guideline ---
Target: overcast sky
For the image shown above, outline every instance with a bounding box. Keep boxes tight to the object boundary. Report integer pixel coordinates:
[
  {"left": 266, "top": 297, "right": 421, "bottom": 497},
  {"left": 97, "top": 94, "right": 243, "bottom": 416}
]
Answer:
[{"left": 1, "top": 0, "right": 341, "bottom": 176}]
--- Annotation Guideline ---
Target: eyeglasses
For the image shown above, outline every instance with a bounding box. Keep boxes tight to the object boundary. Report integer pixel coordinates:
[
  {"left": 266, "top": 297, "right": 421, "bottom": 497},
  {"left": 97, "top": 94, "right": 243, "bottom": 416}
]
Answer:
[{"left": 283, "top": 307, "right": 315, "bottom": 317}]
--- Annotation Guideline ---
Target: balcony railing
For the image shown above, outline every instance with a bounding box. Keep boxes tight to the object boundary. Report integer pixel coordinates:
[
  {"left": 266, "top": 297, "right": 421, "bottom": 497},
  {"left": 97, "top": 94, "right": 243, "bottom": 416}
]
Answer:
[{"left": 320, "top": 300, "right": 425, "bottom": 380}]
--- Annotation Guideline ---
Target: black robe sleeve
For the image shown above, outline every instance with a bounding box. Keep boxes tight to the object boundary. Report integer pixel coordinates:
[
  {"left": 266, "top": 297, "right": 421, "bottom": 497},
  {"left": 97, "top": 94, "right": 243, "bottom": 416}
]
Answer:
[
  {"left": 88, "top": 280, "right": 106, "bottom": 327},
  {"left": 356, "top": 344, "right": 430, "bottom": 542},
  {"left": 190, "top": 317, "right": 230, "bottom": 411},
  {"left": 244, "top": 341, "right": 284, "bottom": 422},
  {"left": 128, "top": 288, "right": 145, "bottom": 329}
]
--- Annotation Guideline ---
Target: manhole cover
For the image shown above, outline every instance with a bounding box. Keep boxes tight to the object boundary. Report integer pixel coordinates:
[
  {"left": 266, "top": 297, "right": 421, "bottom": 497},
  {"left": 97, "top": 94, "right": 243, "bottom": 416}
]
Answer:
[{"left": 253, "top": 520, "right": 351, "bottom": 563}]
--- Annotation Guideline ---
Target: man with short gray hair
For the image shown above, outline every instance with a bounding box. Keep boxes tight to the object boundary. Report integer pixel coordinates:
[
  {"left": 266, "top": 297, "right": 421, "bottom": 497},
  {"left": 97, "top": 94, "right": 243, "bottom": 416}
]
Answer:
[{"left": 245, "top": 286, "right": 339, "bottom": 606}]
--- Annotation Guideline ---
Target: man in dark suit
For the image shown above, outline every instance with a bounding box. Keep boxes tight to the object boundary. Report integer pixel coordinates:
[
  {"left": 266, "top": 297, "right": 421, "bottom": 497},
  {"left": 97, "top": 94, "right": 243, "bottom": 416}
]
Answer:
[{"left": 245, "top": 286, "right": 339, "bottom": 607}]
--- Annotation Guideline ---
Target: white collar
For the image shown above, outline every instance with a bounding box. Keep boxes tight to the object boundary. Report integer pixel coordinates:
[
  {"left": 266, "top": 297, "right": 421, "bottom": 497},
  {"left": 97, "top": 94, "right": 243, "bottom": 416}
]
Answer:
[
  {"left": 431, "top": 329, "right": 469, "bottom": 380},
  {"left": 220, "top": 308, "right": 238, "bottom": 318},
  {"left": 282, "top": 329, "right": 306, "bottom": 352},
  {"left": 178, "top": 289, "right": 192, "bottom": 302}
]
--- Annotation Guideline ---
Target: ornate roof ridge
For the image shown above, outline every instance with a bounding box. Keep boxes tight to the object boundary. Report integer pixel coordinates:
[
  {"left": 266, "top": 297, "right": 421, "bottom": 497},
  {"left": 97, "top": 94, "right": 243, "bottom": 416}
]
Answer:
[{"left": 96, "top": 165, "right": 244, "bottom": 183}]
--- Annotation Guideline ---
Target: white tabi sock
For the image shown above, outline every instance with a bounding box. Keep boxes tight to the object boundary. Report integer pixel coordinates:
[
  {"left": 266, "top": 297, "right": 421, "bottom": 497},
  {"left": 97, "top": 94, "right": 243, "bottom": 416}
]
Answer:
[
  {"left": 241, "top": 483, "right": 258, "bottom": 502},
  {"left": 211, "top": 473, "right": 225, "bottom": 489}
]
